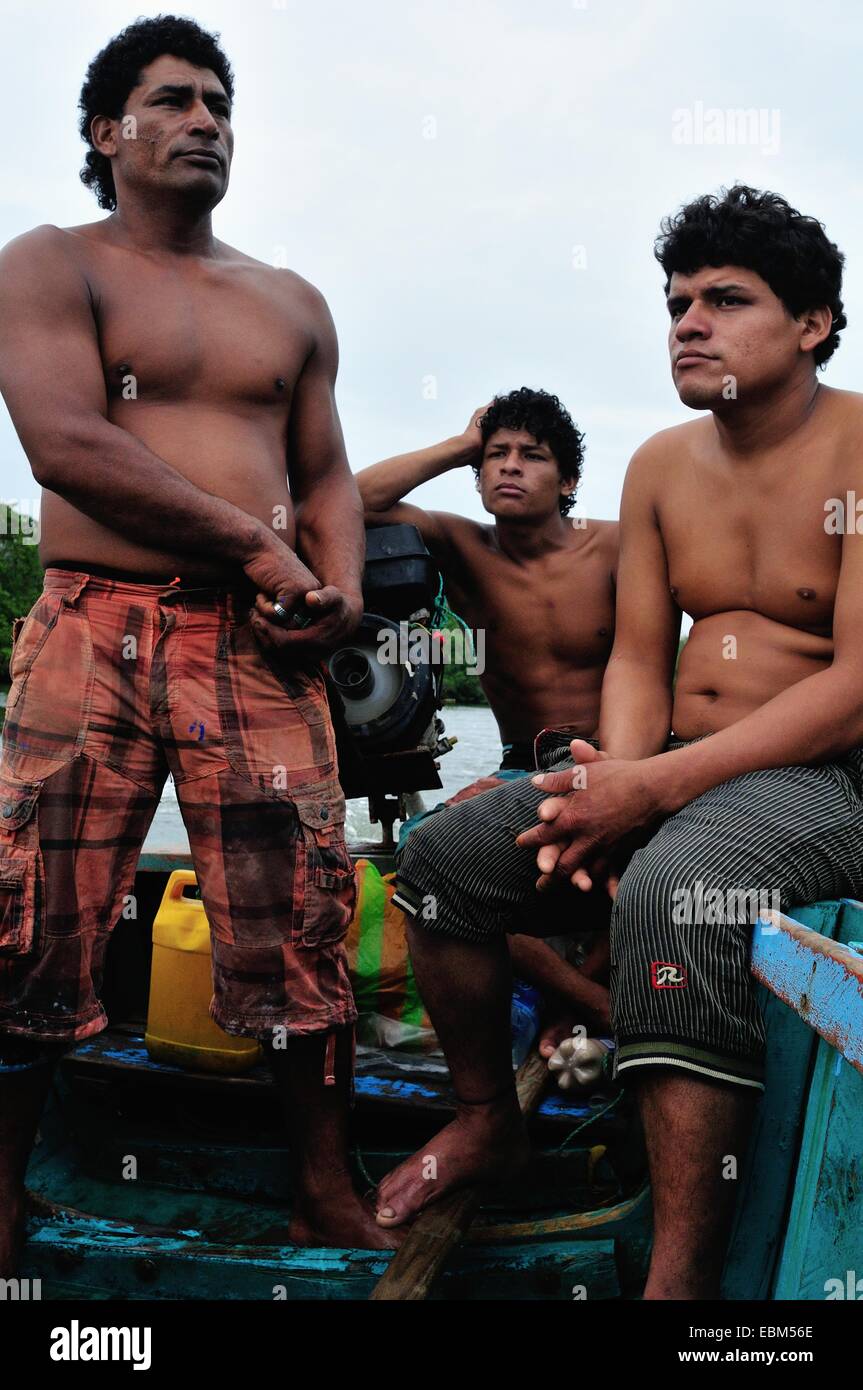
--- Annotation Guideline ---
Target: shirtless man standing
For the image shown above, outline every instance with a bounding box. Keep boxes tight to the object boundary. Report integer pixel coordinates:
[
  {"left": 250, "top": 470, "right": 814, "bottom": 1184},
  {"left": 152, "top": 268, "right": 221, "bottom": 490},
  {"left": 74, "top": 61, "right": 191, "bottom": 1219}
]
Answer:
[
  {"left": 358, "top": 390, "right": 618, "bottom": 1034},
  {"left": 375, "top": 186, "right": 863, "bottom": 1299},
  {"left": 0, "top": 15, "right": 392, "bottom": 1272}
]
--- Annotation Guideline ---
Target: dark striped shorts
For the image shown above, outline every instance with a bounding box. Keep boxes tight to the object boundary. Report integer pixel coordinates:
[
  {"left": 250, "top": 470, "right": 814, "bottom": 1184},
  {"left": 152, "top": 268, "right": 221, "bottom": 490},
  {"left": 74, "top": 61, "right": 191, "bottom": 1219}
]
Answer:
[
  {"left": 0, "top": 569, "right": 357, "bottom": 1048},
  {"left": 392, "top": 729, "right": 863, "bottom": 1091}
]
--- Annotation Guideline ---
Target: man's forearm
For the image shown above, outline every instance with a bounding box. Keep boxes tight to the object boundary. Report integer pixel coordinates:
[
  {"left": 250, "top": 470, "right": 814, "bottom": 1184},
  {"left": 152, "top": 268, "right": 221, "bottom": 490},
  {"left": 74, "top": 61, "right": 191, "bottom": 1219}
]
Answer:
[
  {"left": 357, "top": 435, "right": 475, "bottom": 512},
  {"left": 295, "top": 474, "right": 365, "bottom": 598},
  {"left": 598, "top": 652, "right": 674, "bottom": 760},
  {"left": 40, "top": 416, "right": 279, "bottom": 567},
  {"left": 648, "top": 665, "right": 863, "bottom": 816}
]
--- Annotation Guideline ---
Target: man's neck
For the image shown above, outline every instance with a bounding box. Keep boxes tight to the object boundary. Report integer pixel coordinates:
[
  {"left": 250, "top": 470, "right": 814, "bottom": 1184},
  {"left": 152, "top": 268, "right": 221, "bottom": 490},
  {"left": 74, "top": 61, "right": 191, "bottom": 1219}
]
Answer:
[
  {"left": 107, "top": 195, "right": 218, "bottom": 258},
  {"left": 711, "top": 370, "right": 823, "bottom": 458},
  {"left": 492, "top": 511, "right": 575, "bottom": 563}
]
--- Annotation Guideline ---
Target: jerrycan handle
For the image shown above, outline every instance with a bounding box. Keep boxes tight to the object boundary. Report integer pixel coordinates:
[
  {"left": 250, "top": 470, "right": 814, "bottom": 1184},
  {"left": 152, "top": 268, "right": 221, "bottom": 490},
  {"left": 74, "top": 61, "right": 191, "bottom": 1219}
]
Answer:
[
  {"left": 165, "top": 869, "right": 202, "bottom": 904},
  {"left": 154, "top": 869, "right": 209, "bottom": 953}
]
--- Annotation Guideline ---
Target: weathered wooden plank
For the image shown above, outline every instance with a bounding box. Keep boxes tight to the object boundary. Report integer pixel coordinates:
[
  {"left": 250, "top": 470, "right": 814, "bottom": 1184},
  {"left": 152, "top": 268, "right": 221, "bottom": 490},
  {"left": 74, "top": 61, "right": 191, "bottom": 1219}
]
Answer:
[
  {"left": 62, "top": 1029, "right": 612, "bottom": 1124},
  {"left": 721, "top": 902, "right": 840, "bottom": 1300},
  {"left": 20, "top": 1213, "right": 617, "bottom": 1301},
  {"left": 772, "top": 899, "right": 863, "bottom": 1299},
  {"left": 472, "top": 1183, "right": 650, "bottom": 1242},
  {"left": 33, "top": 1130, "right": 616, "bottom": 1213},
  {"left": 750, "top": 899, "right": 863, "bottom": 1072}
]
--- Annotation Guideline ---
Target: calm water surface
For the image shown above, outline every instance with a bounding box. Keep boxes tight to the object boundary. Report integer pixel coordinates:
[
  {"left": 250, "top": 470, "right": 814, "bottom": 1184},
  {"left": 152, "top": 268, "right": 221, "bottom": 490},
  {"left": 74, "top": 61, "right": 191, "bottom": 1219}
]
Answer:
[
  {"left": 0, "top": 697, "right": 502, "bottom": 851},
  {"left": 142, "top": 703, "right": 503, "bottom": 853}
]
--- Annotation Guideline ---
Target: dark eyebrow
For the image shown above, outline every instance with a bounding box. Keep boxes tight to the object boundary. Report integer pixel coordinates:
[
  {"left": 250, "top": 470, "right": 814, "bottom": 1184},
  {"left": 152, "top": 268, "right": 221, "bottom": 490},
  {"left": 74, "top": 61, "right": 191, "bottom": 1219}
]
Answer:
[
  {"left": 148, "top": 83, "right": 231, "bottom": 110},
  {"left": 485, "top": 441, "right": 549, "bottom": 453},
  {"left": 666, "top": 283, "right": 751, "bottom": 313}
]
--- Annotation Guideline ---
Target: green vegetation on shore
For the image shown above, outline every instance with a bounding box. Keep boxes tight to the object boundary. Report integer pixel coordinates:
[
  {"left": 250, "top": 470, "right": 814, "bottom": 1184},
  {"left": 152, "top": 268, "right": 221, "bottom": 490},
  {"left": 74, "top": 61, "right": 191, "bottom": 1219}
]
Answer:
[
  {"left": 438, "top": 610, "right": 488, "bottom": 706},
  {"left": 1, "top": 503, "right": 43, "bottom": 686}
]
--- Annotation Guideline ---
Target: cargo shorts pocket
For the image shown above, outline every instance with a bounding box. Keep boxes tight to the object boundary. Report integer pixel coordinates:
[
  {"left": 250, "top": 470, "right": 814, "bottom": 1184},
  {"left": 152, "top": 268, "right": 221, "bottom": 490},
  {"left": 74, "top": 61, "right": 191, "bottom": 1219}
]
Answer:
[
  {"left": 3, "top": 593, "right": 93, "bottom": 768},
  {"left": 7, "top": 592, "right": 64, "bottom": 690},
  {"left": 261, "top": 649, "right": 329, "bottom": 729},
  {"left": 0, "top": 777, "right": 43, "bottom": 957},
  {"left": 292, "top": 781, "right": 357, "bottom": 949}
]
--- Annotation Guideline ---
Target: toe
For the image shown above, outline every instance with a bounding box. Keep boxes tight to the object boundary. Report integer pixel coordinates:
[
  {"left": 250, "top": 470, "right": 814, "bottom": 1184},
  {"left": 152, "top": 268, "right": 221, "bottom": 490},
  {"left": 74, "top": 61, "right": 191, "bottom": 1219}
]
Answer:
[{"left": 375, "top": 1198, "right": 420, "bottom": 1229}]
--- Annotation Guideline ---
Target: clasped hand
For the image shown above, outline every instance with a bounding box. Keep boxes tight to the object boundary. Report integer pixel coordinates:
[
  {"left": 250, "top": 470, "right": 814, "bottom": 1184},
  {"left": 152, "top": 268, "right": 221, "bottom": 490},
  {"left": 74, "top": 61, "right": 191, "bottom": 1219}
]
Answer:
[
  {"left": 243, "top": 537, "right": 363, "bottom": 655},
  {"left": 515, "top": 739, "right": 660, "bottom": 894}
]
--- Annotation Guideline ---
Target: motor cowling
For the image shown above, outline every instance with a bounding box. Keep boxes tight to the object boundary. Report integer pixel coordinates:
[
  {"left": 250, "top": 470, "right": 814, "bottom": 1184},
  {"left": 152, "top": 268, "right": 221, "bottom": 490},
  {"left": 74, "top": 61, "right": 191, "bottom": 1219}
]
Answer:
[{"left": 325, "top": 524, "right": 453, "bottom": 801}]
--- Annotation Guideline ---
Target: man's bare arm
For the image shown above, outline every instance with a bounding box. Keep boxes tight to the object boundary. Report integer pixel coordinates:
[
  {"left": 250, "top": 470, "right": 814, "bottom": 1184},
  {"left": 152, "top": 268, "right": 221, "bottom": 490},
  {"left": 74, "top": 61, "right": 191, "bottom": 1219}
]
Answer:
[
  {"left": 598, "top": 439, "right": 682, "bottom": 758},
  {"left": 356, "top": 405, "right": 487, "bottom": 557},
  {"left": 0, "top": 227, "right": 304, "bottom": 588},
  {"left": 249, "top": 288, "right": 365, "bottom": 653},
  {"left": 285, "top": 288, "right": 364, "bottom": 600}
]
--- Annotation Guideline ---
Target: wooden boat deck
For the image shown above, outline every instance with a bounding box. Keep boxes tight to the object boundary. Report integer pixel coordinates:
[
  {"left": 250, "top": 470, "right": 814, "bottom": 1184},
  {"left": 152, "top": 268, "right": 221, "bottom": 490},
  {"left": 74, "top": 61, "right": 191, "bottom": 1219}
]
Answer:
[{"left": 17, "top": 896, "right": 863, "bottom": 1299}]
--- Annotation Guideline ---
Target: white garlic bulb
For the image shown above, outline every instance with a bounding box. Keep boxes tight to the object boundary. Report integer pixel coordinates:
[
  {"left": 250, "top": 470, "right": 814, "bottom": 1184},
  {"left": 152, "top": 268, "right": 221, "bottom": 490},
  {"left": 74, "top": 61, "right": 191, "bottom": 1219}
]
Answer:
[{"left": 547, "top": 1032, "right": 615, "bottom": 1091}]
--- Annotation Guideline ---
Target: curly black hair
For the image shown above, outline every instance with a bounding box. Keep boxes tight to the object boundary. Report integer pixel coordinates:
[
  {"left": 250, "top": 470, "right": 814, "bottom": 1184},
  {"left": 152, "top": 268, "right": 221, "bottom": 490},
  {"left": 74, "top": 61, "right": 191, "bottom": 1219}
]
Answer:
[
  {"left": 474, "top": 388, "right": 584, "bottom": 517},
  {"left": 78, "top": 15, "right": 235, "bottom": 211},
  {"left": 655, "top": 185, "right": 846, "bottom": 368}
]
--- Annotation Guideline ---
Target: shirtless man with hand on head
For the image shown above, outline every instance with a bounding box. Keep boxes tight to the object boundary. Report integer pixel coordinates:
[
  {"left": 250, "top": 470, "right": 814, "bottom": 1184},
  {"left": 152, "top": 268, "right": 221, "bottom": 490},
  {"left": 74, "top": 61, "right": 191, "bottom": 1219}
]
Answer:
[
  {"left": 377, "top": 186, "right": 863, "bottom": 1300},
  {"left": 0, "top": 14, "right": 391, "bottom": 1274},
  {"left": 358, "top": 389, "right": 618, "bottom": 1040},
  {"left": 360, "top": 389, "right": 618, "bottom": 773}
]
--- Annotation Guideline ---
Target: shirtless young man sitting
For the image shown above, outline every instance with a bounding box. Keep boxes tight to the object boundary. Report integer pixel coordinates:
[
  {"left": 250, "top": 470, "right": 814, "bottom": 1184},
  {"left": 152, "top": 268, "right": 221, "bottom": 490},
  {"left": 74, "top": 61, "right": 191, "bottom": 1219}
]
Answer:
[
  {"left": 376, "top": 185, "right": 863, "bottom": 1300},
  {"left": 0, "top": 15, "right": 392, "bottom": 1272},
  {"left": 358, "top": 390, "right": 619, "bottom": 1039}
]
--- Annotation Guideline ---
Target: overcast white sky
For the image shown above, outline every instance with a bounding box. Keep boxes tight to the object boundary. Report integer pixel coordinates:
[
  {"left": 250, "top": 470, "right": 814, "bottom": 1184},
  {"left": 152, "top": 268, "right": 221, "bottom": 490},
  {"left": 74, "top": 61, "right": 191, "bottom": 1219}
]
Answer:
[{"left": 1, "top": 0, "right": 861, "bottom": 526}]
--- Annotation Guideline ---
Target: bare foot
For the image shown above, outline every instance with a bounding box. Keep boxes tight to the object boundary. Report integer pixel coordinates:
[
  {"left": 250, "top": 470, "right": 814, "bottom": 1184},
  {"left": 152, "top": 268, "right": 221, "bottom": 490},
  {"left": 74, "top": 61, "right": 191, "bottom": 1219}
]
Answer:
[
  {"left": 0, "top": 1186, "right": 25, "bottom": 1278},
  {"left": 375, "top": 1097, "right": 531, "bottom": 1228},
  {"left": 288, "top": 1188, "right": 404, "bottom": 1249}
]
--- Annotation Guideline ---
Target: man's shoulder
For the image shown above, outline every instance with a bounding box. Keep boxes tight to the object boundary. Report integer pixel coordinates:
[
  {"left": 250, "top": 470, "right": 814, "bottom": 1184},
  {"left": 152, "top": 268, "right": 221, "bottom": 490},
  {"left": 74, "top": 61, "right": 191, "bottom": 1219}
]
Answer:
[
  {"left": 434, "top": 515, "right": 495, "bottom": 571},
  {"left": 583, "top": 516, "right": 619, "bottom": 537},
  {"left": 818, "top": 387, "right": 863, "bottom": 487},
  {"left": 575, "top": 516, "right": 619, "bottom": 551},
  {"left": 1, "top": 222, "right": 85, "bottom": 260},
  {"left": 0, "top": 223, "right": 98, "bottom": 291},
  {"left": 626, "top": 419, "right": 705, "bottom": 477},
  {"left": 219, "top": 246, "right": 329, "bottom": 311},
  {"left": 820, "top": 384, "right": 863, "bottom": 426},
  {"left": 439, "top": 513, "right": 492, "bottom": 545}
]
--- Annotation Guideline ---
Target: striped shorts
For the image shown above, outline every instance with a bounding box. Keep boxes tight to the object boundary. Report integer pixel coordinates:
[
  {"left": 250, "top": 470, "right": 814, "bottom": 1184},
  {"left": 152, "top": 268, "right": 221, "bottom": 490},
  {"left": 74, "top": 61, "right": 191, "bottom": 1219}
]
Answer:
[
  {"left": 393, "top": 729, "right": 863, "bottom": 1091},
  {"left": 0, "top": 568, "right": 357, "bottom": 1048}
]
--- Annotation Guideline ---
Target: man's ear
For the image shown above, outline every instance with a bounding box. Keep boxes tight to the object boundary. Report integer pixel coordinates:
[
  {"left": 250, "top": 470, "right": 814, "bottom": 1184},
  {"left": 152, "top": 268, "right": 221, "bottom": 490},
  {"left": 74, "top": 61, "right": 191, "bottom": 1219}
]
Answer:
[
  {"left": 799, "top": 305, "right": 833, "bottom": 358},
  {"left": 90, "top": 114, "right": 120, "bottom": 159}
]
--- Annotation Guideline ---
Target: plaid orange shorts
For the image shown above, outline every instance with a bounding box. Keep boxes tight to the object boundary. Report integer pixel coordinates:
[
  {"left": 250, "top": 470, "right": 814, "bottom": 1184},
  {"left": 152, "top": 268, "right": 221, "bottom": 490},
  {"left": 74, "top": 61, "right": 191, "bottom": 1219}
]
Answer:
[{"left": 0, "top": 568, "right": 358, "bottom": 1045}]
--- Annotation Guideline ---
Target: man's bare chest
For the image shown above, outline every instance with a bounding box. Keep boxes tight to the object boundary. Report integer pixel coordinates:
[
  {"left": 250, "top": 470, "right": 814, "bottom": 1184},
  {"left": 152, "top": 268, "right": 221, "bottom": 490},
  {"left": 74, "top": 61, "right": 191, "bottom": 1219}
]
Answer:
[
  {"left": 452, "top": 548, "right": 615, "bottom": 659},
  {"left": 661, "top": 457, "right": 842, "bottom": 630},
  {"left": 89, "top": 258, "right": 309, "bottom": 407}
]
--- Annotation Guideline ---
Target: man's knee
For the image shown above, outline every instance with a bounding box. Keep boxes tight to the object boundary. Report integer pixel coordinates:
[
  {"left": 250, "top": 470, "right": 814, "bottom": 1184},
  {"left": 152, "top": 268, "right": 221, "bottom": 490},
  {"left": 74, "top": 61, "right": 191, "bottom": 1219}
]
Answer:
[
  {"left": 613, "top": 844, "right": 688, "bottom": 932},
  {"left": 613, "top": 834, "right": 758, "bottom": 930},
  {"left": 397, "top": 805, "right": 462, "bottom": 882}
]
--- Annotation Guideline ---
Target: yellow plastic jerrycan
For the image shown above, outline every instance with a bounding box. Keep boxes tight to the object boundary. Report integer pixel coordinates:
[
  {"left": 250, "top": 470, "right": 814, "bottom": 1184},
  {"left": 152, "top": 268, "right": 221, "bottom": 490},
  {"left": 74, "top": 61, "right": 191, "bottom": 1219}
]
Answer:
[{"left": 145, "top": 869, "right": 262, "bottom": 1074}]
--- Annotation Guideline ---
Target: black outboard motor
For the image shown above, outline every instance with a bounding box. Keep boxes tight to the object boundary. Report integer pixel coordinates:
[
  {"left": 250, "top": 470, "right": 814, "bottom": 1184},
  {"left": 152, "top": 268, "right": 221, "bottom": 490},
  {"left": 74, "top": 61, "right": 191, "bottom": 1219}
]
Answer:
[{"left": 325, "top": 524, "right": 456, "bottom": 838}]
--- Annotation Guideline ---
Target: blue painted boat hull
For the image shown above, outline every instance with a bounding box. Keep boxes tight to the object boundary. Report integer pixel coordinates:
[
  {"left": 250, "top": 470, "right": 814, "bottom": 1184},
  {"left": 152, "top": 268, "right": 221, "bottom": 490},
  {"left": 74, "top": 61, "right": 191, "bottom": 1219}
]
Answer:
[{"left": 17, "top": 872, "right": 863, "bottom": 1299}]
